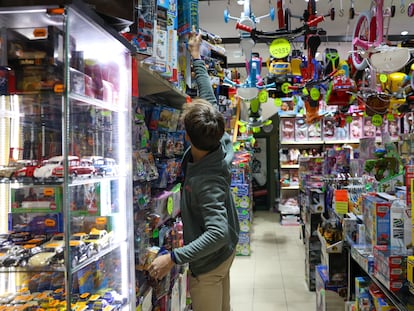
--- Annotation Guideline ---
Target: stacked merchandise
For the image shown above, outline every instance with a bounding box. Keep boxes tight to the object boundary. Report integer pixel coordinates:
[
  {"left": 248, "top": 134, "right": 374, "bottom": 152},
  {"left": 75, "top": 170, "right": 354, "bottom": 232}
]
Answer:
[
  {"left": 132, "top": 100, "right": 189, "bottom": 310},
  {"left": 299, "top": 156, "right": 325, "bottom": 290},
  {"left": 231, "top": 150, "right": 253, "bottom": 256}
]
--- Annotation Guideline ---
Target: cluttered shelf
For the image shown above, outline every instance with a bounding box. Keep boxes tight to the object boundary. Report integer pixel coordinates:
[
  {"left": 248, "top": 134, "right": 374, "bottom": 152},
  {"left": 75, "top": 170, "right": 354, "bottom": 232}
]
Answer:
[{"left": 137, "top": 61, "right": 188, "bottom": 109}]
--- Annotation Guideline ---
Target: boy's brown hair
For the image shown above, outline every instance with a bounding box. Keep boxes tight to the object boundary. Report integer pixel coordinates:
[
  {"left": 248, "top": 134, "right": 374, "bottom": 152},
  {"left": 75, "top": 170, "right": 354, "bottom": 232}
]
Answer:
[{"left": 181, "top": 99, "right": 225, "bottom": 151}]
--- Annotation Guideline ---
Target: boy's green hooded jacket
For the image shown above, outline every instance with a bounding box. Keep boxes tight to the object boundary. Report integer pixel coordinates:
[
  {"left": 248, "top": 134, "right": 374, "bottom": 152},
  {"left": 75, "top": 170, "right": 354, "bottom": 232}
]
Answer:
[{"left": 172, "top": 59, "right": 240, "bottom": 276}]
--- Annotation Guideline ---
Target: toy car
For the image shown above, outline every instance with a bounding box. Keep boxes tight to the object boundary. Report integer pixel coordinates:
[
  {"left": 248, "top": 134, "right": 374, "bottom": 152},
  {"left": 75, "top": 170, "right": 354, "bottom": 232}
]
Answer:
[
  {"left": 69, "top": 240, "right": 94, "bottom": 267},
  {"left": 23, "top": 234, "right": 48, "bottom": 248},
  {"left": 0, "top": 233, "right": 13, "bottom": 247},
  {"left": 28, "top": 242, "right": 65, "bottom": 267},
  {"left": 70, "top": 232, "right": 90, "bottom": 243},
  {"left": 33, "top": 156, "right": 71, "bottom": 179},
  {"left": 10, "top": 231, "right": 32, "bottom": 245},
  {"left": 0, "top": 245, "right": 42, "bottom": 267},
  {"left": 68, "top": 158, "right": 96, "bottom": 178},
  {"left": 13, "top": 159, "right": 40, "bottom": 179},
  {"left": 92, "top": 157, "right": 118, "bottom": 176},
  {"left": 84, "top": 229, "right": 113, "bottom": 252},
  {"left": 0, "top": 160, "right": 29, "bottom": 179}
]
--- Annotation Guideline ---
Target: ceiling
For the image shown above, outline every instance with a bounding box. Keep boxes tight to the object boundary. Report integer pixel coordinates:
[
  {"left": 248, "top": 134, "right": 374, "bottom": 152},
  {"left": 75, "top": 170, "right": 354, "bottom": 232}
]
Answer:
[{"left": 198, "top": 0, "right": 414, "bottom": 65}]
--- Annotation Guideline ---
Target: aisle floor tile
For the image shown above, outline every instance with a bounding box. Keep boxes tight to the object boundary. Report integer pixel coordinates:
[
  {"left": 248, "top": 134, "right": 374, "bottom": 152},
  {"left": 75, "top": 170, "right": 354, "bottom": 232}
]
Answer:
[{"left": 230, "top": 210, "right": 316, "bottom": 311}]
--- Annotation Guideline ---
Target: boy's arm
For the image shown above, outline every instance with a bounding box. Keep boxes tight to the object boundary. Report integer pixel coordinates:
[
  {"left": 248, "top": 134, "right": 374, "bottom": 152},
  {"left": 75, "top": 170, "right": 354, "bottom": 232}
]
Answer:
[
  {"left": 193, "top": 60, "right": 217, "bottom": 105},
  {"left": 187, "top": 27, "right": 217, "bottom": 105}
]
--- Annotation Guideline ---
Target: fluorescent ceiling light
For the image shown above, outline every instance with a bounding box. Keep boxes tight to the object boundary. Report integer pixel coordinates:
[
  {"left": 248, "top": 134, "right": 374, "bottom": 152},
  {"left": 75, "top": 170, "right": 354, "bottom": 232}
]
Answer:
[{"left": 401, "top": 30, "right": 409, "bottom": 35}]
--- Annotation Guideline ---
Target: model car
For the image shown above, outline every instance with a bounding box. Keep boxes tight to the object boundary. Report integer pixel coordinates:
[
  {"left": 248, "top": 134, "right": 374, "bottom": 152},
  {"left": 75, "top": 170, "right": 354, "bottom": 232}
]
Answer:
[
  {"left": 0, "top": 233, "right": 13, "bottom": 247},
  {"left": 33, "top": 156, "right": 68, "bottom": 179},
  {"left": 10, "top": 231, "right": 32, "bottom": 245},
  {"left": 70, "top": 232, "right": 90, "bottom": 243},
  {"left": 91, "top": 157, "right": 118, "bottom": 176},
  {"left": 13, "top": 159, "right": 40, "bottom": 179},
  {"left": 49, "top": 232, "right": 65, "bottom": 245},
  {"left": 84, "top": 228, "right": 113, "bottom": 252},
  {"left": 69, "top": 240, "right": 94, "bottom": 267},
  {"left": 0, "top": 245, "right": 42, "bottom": 267},
  {"left": 23, "top": 234, "right": 48, "bottom": 248},
  {"left": 51, "top": 156, "right": 96, "bottom": 178},
  {"left": 33, "top": 155, "right": 79, "bottom": 179},
  {"left": 28, "top": 242, "right": 65, "bottom": 267},
  {"left": 0, "top": 160, "right": 28, "bottom": 179}
]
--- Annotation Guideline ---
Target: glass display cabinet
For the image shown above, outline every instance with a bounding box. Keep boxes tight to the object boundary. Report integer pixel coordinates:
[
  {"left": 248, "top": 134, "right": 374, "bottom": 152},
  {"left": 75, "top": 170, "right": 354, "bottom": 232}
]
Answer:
[{"left": 0, "top": 1, "right": 135, "bottom": 309}]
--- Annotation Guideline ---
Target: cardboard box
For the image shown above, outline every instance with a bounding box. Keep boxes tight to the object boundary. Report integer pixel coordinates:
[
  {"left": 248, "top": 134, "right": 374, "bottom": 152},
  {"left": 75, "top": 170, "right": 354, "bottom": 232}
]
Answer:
[
  {"left": 178, "top": 0, "right": 198, "bottom": 36},
  {"left": 316, "top": 265, "right": 347, "bottom": 311},
  {"left": 11, "top": 185, "right": 62, "bottom": 213},
  {"left": 362, "top": 195, "right": 391, "bottom": 246},
  {"left": 354, "top": 276, "right": 370, "bottom": 311}
]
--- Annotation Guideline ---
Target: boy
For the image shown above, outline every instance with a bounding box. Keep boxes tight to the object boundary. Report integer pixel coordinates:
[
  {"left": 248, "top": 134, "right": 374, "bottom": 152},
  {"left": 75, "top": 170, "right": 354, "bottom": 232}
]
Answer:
[{"left": 148, "top": 28, "right": 240, "bottom": 311}]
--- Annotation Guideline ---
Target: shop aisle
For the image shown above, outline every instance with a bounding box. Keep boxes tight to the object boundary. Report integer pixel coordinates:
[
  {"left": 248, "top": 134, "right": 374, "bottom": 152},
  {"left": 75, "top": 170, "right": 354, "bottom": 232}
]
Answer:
[{"left": 230, "top": 210, "right": 316, "bottom": 311}]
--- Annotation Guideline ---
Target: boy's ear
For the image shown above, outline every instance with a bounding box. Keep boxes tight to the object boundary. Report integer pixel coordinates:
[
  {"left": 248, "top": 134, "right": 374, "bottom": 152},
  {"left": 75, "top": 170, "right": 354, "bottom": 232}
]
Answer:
[{"left": 185, "top": 132, "right": 191, "bottom": 143}]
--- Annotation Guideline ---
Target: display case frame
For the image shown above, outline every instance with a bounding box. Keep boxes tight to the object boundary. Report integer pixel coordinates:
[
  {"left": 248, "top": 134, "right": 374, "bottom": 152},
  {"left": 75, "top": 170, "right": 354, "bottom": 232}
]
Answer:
[{"left": 0, "top": 1, "right": 136, "bottom": 309}]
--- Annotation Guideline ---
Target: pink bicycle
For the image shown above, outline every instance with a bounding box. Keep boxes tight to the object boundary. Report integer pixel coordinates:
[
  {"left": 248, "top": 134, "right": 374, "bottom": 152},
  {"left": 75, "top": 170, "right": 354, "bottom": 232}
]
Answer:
[{"left": 351, "top": 0, "right": 410, "bottom": 73}]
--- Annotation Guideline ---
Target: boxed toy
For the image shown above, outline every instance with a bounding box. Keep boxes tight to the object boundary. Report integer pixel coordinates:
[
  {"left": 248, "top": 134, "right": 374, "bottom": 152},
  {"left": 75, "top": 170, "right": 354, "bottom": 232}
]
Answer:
[
  {"left": 236, "top": 232, "right": 250, "bottom": 256},
  {"left": 308, "top": 120, "right": 322, "bottom": 141},
  {"left": 178, "top": 0, "right": 198, "bottom": 35},
  {"left": 335, "top": 122, "right": 349, "bottom": 141},
  {"left": 388, "top": 119, "right": 400, "bottom": 140},
  {"left": 8, "top": 212, "right": 63, "bottom": 234},
  {"left": 68, "top": 182, "right": 102, "bottom": 216},
  {"left": 349, "top": 116, "right": 363, "bottom": 140},
  {"left": 362, "top": 194, "right": 392, "bottom": 246},
  {"left": 136, "top": 0, "right": 156, "bottom": 55},
  {"left": 354, "top": 276, "right": 370, "bottom": 311},
  {"left": 11, "top": 185, "right": 62, "bottom": 213},
  {"left": 295, "top": 117, "right": 308, "bottom": 141},
  {"left": 322, "top": 117, "right": 336, "bottom": 141},
  {"left": 307, "top": 188, "right": 325, "bottom": 213},
  {"left": 363, "top": 117, "right": 376, "bottom": 138},
  {"left": 315, "top": 265, "right": 347, "bottom": 311},
  {"left": 373, "top": 245, "right": 407, "bottom": 282},
  {"left": 280, "top": 117, "right": 295, "bottom": 141}
]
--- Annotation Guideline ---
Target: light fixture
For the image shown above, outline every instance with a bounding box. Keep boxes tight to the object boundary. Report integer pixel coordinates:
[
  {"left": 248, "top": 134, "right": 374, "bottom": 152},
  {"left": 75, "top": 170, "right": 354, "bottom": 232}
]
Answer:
[
  {"left": 401, "top": 30, "right": 409, "bottom": 36},
  {"left": 237, "top": 0, "right": 245, "bottom": 5}
]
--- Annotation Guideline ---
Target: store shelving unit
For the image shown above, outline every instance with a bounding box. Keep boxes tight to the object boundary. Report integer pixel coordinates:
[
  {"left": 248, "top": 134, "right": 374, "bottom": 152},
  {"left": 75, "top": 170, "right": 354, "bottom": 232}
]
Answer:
[{"left": 0, "top": 2, "right": 135, "bottom": 308}]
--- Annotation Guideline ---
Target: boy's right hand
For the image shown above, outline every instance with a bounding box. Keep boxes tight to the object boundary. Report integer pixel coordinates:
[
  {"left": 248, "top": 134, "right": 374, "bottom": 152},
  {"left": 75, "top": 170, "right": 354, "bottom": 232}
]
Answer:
[{"left": 187, "top": 25, "right": 202, "bottom": 60}]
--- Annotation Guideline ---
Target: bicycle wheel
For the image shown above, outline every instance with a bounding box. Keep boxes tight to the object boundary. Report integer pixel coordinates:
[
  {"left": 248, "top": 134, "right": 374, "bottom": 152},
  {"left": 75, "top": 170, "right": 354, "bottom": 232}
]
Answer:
[{"left": 351, "top": 11, "right": 374, "bottom": 70}]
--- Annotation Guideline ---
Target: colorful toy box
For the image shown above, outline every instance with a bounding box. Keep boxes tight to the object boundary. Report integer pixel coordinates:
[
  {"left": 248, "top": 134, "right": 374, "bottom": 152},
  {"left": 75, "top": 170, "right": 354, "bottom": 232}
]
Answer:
[
  {"left": 8, "top": 212, "right": 63, "bottom": 234},
  {"left": 373, "top": 246, "right": 408, "bottom": 280},
  {"left": 11, "top": 185, "right": 62, "bottom": 213},
  {"left": 178, "top": 0, "right": 198, "bottom": 35},
  {"left": 295, "top": 117, "right": 308, "bottom": 141},
  {"left": 362, "top": 194, "right": 392, "bottom": 246},
  {"left": 354, "top": 276, "right": 370, "bottom": 311},
  {"left": 322, "top": 117, "right": 336, "bottom": 141},
  {"left": 349, "top": 116, "right": 363, "bottom": 140},
  {"left": 308, "top": 120, "right": 322, "bottom": 141},
  {"left": 316, "top": 265, "right": 347, "bottom": 311},
  {"left": 279, "top": 117, "right": 295, "bottom": 141}
]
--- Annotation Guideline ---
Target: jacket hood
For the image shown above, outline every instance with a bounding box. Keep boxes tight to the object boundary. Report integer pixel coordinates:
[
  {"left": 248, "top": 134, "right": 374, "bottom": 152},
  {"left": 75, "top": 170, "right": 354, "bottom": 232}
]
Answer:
[{"left": 184, "top": 132, "right": 233, "bottom": 182}]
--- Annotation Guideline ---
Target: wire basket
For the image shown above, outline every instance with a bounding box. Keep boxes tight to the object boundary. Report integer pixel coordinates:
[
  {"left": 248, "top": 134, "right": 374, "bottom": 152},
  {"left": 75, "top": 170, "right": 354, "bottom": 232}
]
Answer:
[{"left": 364, "top": 93, "right": 390, "bottom": 116}]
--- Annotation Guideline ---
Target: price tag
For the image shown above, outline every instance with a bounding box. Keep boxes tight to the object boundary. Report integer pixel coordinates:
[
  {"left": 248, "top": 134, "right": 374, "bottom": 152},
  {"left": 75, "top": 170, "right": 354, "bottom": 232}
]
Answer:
[
  {"left": 371, "top": 114, "right": 383, "bottom": 127},
  {"left": 269, "top": 38, "right": 291, "bottom": 59},
  {"left": 379, "top": 74, "right": 388, "bottom": 83}
]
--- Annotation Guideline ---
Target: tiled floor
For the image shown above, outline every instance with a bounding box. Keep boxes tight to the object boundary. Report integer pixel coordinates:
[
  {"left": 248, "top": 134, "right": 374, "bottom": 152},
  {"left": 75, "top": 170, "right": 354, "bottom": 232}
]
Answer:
[{"left": 230, "top": 210, "right": 316, "bottom": 311}]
